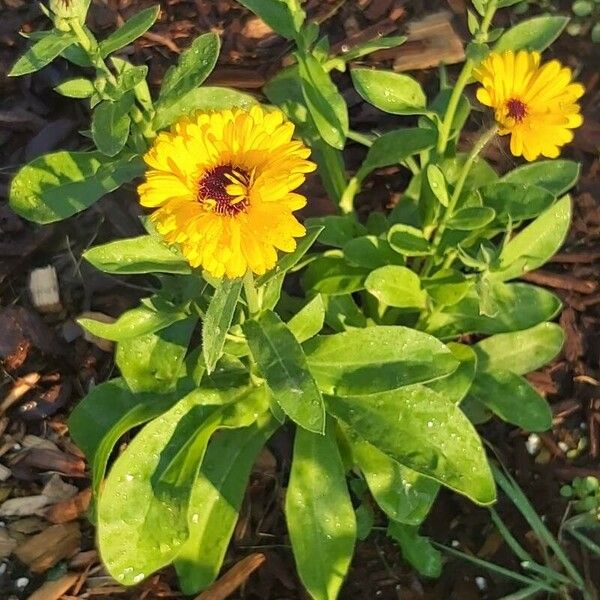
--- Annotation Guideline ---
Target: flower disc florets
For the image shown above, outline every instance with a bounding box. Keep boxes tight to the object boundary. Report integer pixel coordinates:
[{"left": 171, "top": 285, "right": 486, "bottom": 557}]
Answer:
[
  {"left": 138, "top": 106, "right": 316, "bottom": 278},
  {"left": 473, "top": 50, "right": 584, "bottom": 161}
]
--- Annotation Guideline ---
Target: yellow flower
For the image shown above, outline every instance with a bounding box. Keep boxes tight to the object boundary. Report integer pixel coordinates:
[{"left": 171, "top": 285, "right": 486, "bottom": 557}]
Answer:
[
  {"left": 138, "top": 106, "right": 316, "bottom": 278},
  {"left": 473, "top": 50, "right": 584, "bottom": 161}
]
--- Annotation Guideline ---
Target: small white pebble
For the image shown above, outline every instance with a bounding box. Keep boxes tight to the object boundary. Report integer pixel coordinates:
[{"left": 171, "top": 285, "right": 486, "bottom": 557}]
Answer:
[
  {"left": 558, "top": 441, "right": 570, "bottom": 453},
  {"left": 475, "top": 576, "right": 488, "bottom": 591},
  {"left": 525, "top": 433, "right": 541, "bottom": 455},
  {"left": 0, "top": 562, "right": 6, "bottom": 575},
  {"left": 580, "top": 422, "right": 587, "bottom": 430},
  {"left": 15, "top": 577, "right": 28, "bottom": 588},
  {"left": 451, "top": 539, "right": 460, "bottom": 548},
  {"left": 11, "top": 444, "right": 21, "bottom": 451}
]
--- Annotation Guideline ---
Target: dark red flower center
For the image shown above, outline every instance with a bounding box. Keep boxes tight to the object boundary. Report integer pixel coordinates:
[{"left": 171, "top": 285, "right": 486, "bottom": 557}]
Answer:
[
  {"left": 506, "top": 98, "right": 528, "bottom": 122},
  {"left": 198, "top": 164, "right": 249, "bottom": 216}
]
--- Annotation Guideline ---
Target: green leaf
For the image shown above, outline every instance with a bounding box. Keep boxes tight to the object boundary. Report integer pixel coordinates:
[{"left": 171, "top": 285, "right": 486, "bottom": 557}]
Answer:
[
  {"left": 298, "top": 54, "right": 348, "bottom": 149},
  {"left": 305, "top": 215, "right": 365, "bottom": 248},
  {"left": 351, "top": 68, "right": 426, "bottom": 114},
  {"left": 327, "top": 386, "right": 496, "bottom": 504},
  {"left": 116, "top": 317, "right": 196, "bottom": 393},
  {"left": 469, "top": 370, "right": 552, "bottom": 431},
  {"left": 365, "top": 265, "right": 427, "bottom": 309},
  {"left": 426, "top": 165, "right": 449, "bottom": 207},
  {"left": 302, "top": 255, "right": 368, "bottom": 296},
  {"left": 339, "top": 35, "right": 407, "bottom": 62},
  {"left": 494, "top": 16, "right": 569, "bottom": 52},
  {"left": 257, "top": 225, "right": 324, "bottom": 286},
  {"left": 491, "top": 196, "right": 572, "bottom": 281},
  {"left": 288, "top": 295, "right": 325, "bottom": 343},
  {"left": 68, "top": 378, "right": 176, "bottom": 500},
  {"left": 243, "top": 310, "right": 325, "bottom": 434},
  {"left": 357, "top": 128, "right": 437, "bottom": 181},
  {"left": 99, "top": 6, "right": 160, "bottom": 57},
  {"left": 323, "top": 294, "right": 367, "bottom": 332},
  {"left": 80, "top": 302, "right": 187, "bottom": 342},
  {"left": 344, "top": 235, "right": 404, "bottom": 269},
  {"left": 480, "top": 182, "right": 555, "bottom": 223},
  {"left": 157, "top": 33, "right": 220, "bottom": 107},
  {"left": 54, "top": 77, "right": 95, "bottom": 98},
  {"left": 304, "top": 326, "right": 459, "bottom": 396},
  {"left": 426, "top": 282, "right": 562, "bottom": 339},
  {"left": 422, "top": 270, "right": 472, "bottom": 308},
  {"left": 97, "top": 384, "right": 266, "bottom": 585},
  {"left": 174, "top": 414, "right": 277, "bottom": 593},
  {"left": 236, "top": 0, "right": 305, "bottom": 40},
  {"left": 501, "top": 160, "right": 580, "bottom": 197},
  {"left": 426, "top": 342, "right": 477, "bottom": 404},
  {"left": 153, "top": 86, "right": 257, "bottom": 131},
  {"left": 9, "top": 151, "right": 144, "bottom": 224},
  {"left": 473, "top": 322, "right": 564, "bottom": 375},
  {"left": 352, "top": 437, "right": 439, "bottom": 525},
  {"left": 286, "top": 424, "right": 356, "bottom": 600},
  {"left": 83, "top": 235, "right": 191, "bottom": 275},
  {"left": 447, "top": 206, "right": 496, "bottom": 230},
  {"left": 202, "top": 278, "right": 243, "bottom": 373},
  {"left": 387, "top": 522, "right": 442, "bottom": 578},
  {"left": 387, "top": 223, "right": 432, "bottom": 257},
  {"left": 9, "top": 31, "right": 75, "bottom": 77},
  {"left": 92, "top": 94, "right": 134, "bottom": 157}
]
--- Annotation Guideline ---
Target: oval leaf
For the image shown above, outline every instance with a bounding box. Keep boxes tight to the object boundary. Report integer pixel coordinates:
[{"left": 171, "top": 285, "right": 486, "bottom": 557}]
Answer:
[
  {"left": 327, "top": 386, "right": 496, "bottom": 505},
  {"left": 492, "top": 195, "right": 572, "bottom": 281},
  {"left": 286, "top": 424, "right": 356, "bottom": 600},
  {"left": 365, "top": 265, "right": 427, "bottom": 309},
  {"left": 494, "top": 15, "right": 569, "bottom": 52},
  {"left": 357, "top": 128, "right": 437, "bottom": 181},
  {"left": 99, "top": 6, "right": 160, "bottom": 57},
  {"left": 351, "top": 68, "right": 426, "bottom": 114},
  {"left": 304, "top": 326, "right": 459, "bottom": 396},
  {"left": 174, "top": 415, "right": 277, "bottom": 593},
  {"left": 501, "top": 160, "right": 580, "bottom": 197},
  {"left": 9, "top": 152, "right": 144, "bottom": 224},
  {"left": 9, "top": 31, "right": 75, "bottom": 77},
  {"left": 84, "top": 235, "right": 190, "bottom": 275},
  {"left": 473, "top": 322, "right": 564, "bottom": 375},
  {"left": 243, "top": 310, "right": 325, "bottom": 434},
  {"left": 469, "top": 370, "right": 552, "bottom": 431},
  {"left": 352, "top": 437, "right": 439, "bottom": 526},
  {"left": 157, "top": 33, "right": 220, "bottom": 107},
  {"left": 387, "top": 224, "right": 432, "bottom": 257}
]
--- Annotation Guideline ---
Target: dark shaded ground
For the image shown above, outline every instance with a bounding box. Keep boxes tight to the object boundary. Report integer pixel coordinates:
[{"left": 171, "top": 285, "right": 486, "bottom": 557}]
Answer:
[{"left": 0, "top": 0, "right": 600, "bottom": 598}]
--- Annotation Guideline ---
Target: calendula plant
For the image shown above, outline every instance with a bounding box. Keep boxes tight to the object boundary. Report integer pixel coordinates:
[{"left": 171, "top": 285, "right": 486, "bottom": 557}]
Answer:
[{"left": 8, "top": 0, "right": 585, "bottom": 597}]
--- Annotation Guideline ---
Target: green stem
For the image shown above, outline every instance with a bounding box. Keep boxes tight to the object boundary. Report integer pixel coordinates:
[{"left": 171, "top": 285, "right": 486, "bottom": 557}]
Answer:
[
  {"left": 243, "top": 271, "right": 261, "bottom": 317},
  {"left": 435, "top": 0, "right": 498, "bottom": 155},
  {"left": 339, "top": 176, "right": 360, "bottom": 215},
  {"left": 347, "top": 129, "right": 374, "bottom": 146},
  {"left": 422, "top": 124, "right": 497, "bottom": 276}
]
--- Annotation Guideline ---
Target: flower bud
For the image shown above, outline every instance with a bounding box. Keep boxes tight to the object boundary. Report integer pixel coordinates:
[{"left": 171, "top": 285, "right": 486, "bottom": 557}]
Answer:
[{"left": 48, "top": 0, "right": 91, "bottom": 22}]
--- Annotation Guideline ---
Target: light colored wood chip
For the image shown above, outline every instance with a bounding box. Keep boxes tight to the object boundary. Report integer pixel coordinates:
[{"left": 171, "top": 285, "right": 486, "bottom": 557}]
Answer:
[
  {"left": 29, "top": 266, "right": 62, "bottom": 313},
  {"left": 0, "top": 495, "right": 50, "bottom": 517},
  {"left": 194, "top": 553, "right": 266, "bottom": 600},
  {"left": 44, "top": 488, "right": 91, "bottom": 524},
  {"left": 15, "top": 522, "right": 81, "bottom": 573},
  {"left": 394, "top": 11, "right": 465, "bottom": 71},
  {"left": 0, "top": 464, "right": 11, "bottom": 481},
  {"left": 0, "top": 373, "right": 40, "bottom": 416},
  {"left": 0, "top": 527, "right": 17, "bottom": 559},
  {"left": 26, "top": 572, "right": 78, "bottom": 600},
  {"left": 22, "top": 434, "right": 60, "bottom": 452},
  {"left": 7, "top": 516, "right": 46, "bottom": 535},
  {"left": 242, "top": 16, "right": 274, "bottom": 39},
  {"left": 42, "top": 474, "right": 78, "bottom": 503}
]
